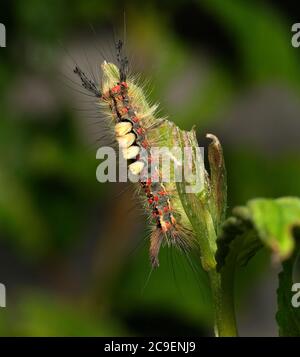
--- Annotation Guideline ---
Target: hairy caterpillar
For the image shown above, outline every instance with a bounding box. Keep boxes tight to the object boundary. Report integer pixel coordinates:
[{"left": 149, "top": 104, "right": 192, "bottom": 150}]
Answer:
[{"left": 74, "top": 40, "right": 195, "bottom": 267}]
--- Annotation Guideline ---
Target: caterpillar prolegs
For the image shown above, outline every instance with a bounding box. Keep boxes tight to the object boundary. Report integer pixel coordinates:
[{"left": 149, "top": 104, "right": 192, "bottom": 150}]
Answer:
[{"left": 74, "top": 41, "right": 195, "bottom": 267}]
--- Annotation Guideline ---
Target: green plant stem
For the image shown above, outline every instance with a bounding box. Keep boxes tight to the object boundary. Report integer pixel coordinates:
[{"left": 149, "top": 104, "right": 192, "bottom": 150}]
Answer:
[
  {"left": 209, "top": 268, "right": 238, "bottom": 337},
  {"left": 201, "top": 208, "right": 237, "bottom": 336}
]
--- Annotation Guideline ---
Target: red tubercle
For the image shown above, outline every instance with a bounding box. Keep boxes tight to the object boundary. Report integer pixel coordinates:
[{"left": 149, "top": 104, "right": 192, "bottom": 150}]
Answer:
[
  {"left": 158, "top": 191, "right": 167, "bottom": 196},
  {"left": 165, "top": 221, "right": 171, "bottom": 230},
  {"left": 157, "top": 209, "right": 163, "bottom": 216},
  {"left": 163, "top": 206, "right": 169, "bottom": 212},
  {"left": 141, "top": 140, "right": 148, "bottom": 148},
  {"left": 121, "top": 81, "right": 128, "bottom": 88},
  {"left": 136, "top": 127, "right": 144, "bottom": 135},
  {"left": 148, "top": 198, "right": 153, "bottom": 204},
  {"left": 153, "top": 196, "right": 159, "bottom": 202},
  {"left": 132, "top": 117, "right": 139, "bottom": 123},
  {"left": 111, "top": 85, "right": 121, "bottom": 93},
  {"left": 146, "top": 178, "right": 152, "bottom": 186}
]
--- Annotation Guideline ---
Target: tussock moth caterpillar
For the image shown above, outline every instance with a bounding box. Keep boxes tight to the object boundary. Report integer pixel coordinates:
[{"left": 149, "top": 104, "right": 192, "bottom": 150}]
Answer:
[{"left": 74, "top": 40, "right": 198, "bottom": 268}]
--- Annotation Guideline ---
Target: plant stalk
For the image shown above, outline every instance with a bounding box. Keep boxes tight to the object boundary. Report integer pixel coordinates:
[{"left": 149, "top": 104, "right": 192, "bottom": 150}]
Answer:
[
  {"left": 209, "top": 268, "right": 238, "bottom": 337},
  {"left": 200, "top": 206, "right": 237, "bottom": 336}
]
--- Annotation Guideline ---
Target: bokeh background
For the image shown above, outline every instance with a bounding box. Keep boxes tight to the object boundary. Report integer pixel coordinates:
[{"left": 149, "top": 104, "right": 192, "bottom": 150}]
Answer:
[{"left": 0, "top": 0, "right": 300, "bottom": 336}]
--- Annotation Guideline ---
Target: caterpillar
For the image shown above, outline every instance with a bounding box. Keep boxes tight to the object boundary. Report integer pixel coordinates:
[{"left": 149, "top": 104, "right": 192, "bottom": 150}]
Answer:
[{"left": 74, "top": 40, "right": 195, "bottom": 267}]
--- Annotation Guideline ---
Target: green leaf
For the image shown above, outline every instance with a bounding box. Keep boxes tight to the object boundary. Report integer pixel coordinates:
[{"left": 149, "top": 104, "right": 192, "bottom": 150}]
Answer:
[
  {"left": 248, "top": 198, "right": 300, "bottom": 260},
  {"left": 206, "top": 134, "right": 227, "bottom": 235},
  {"left": 216, "top": 197, "right": 300, "bottom": 271},
  {"left": 277, "top": 236, "right": 300, "bottom": 336},
  {"left": 216, "top": 213, "right": 261, "bottom": 272},
  {"left": 171, "top": 125, "right": 217, "bottom": 271}
]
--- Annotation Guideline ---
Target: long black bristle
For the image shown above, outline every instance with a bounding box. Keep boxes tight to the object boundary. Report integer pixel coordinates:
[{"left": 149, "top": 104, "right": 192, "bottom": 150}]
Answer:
[{"left": 73, "top": 66, "right": 102, "bottom": 98}]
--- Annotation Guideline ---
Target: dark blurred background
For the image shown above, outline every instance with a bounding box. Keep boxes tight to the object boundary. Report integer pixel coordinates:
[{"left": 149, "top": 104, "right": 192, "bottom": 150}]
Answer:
[{"left": 0, "top": 0, "right": 300, "bottom": 336}]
